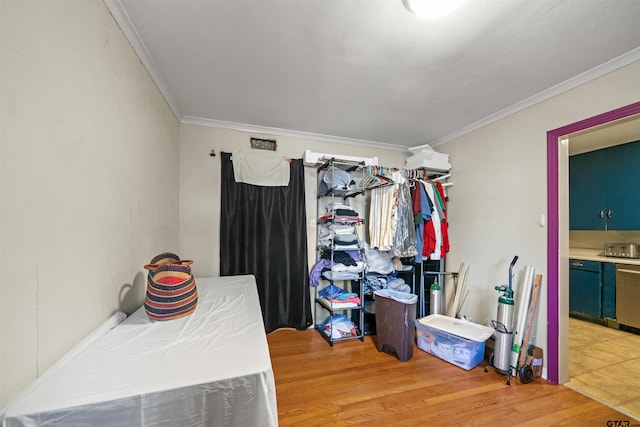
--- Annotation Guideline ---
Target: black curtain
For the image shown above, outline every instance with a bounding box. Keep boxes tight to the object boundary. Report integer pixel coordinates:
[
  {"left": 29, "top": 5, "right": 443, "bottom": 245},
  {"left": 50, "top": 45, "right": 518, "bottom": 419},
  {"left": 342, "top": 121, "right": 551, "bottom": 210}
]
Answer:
[{"left": 219, "top": 152, "right": 312, "bottom": 333}]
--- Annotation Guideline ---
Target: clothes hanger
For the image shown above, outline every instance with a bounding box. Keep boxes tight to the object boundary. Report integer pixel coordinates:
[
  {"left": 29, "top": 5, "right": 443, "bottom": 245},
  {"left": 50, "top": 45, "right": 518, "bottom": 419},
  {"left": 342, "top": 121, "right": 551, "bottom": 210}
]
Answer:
[
  {"left": 367, "top": 170, "right": 395, "bottom": 189},
  {"left": 359, "top": 166, "right": 381, "bottom": 189}
]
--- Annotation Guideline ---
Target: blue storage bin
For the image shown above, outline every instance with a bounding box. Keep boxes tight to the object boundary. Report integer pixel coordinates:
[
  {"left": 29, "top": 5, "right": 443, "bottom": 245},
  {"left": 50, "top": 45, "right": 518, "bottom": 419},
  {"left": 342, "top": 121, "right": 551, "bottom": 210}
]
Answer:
[{"left": 416, "top": 314, "right": 493, "bottom": 370}]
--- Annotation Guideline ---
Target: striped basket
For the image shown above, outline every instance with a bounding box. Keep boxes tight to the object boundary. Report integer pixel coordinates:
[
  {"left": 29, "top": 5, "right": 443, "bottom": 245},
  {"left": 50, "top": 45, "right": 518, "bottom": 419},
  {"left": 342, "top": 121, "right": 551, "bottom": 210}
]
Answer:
[{"left": 144, "top": 264, "right": 198, "bottom": 321}]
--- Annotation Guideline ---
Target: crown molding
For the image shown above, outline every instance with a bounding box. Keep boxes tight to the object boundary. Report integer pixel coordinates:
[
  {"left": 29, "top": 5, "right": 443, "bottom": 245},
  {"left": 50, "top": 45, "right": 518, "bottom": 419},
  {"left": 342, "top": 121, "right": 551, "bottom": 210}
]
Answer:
[
  {"left": 417, "top": 47, "right": 640, "bottom": 150},
  {"left": 104, "top": 0, "right": 182, "bottom": 120},
  {"left": 181, "top": 116, "right": 412, "bottom": 152}
]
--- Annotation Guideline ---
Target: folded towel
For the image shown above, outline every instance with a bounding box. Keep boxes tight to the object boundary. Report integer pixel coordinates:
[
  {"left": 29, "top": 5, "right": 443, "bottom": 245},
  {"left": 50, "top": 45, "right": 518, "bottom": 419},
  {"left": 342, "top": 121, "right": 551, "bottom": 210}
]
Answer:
[{"left": 232, "top": 150, "right": 290, "bottom": 186}]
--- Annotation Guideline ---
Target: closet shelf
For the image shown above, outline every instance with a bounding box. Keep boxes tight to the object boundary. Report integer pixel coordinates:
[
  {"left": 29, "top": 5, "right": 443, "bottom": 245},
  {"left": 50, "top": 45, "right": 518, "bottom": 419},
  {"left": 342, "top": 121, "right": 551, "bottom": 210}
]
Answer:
[
  {"left": 321, "top": 330, "right": 363, "bottom": 343},
  {"left": 317, "top": 189, "right": 364, "bottom": 199},
  {"left": 317, "top": 218, "right": 365, "bottom": 225},
  {"left": 316, "top": 245, "right": 364, "bottom": 252},
  {"left": 315, "top": 298, "right": 363, "bottom": 312},
  {"left": 313, "top": 159, "right": 366, "bottom": 347}
]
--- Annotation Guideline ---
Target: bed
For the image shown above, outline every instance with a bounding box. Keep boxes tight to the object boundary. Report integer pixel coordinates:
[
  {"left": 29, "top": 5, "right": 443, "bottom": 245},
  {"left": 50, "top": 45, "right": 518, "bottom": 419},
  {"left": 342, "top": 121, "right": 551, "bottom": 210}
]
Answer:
[{"left": 1, "top": 275, "right": 278, "bottom": 426}]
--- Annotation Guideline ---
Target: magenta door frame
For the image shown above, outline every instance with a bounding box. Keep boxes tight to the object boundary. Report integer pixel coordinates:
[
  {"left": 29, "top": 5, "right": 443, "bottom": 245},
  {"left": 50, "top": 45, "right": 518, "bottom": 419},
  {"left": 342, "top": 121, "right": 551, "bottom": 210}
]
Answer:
[{"left": 546, "top": 101, "right": 640, "bottom": 383}]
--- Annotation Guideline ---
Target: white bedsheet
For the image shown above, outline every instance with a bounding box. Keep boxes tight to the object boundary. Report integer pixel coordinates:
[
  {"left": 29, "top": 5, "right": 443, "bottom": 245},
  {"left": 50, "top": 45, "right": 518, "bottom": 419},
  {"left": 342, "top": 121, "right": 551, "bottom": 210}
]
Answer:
[{"left": 1, "top": 275, "right": 278, "bottom": 427}]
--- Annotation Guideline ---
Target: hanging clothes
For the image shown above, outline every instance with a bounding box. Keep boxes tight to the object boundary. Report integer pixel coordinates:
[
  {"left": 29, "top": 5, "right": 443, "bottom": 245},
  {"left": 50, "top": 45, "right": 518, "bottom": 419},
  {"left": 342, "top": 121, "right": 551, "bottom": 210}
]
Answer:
[
  {"left": 410, "top": 179, "right": 424, "bottom": 262},
  {"left": 391, "top": 171, "right": 417, "bottom": 258},
  {"left": 418, "top": 179, "right": 450, "bottom": 260},
  {"left": 434, "top": 180, "right": 450, "bottom": 257},
  {"left": 367, "top": 169, "right": 448, "bottom": 262},
  {"left": 415, "top": 180, "right": 432, "bottom": 261},
  {"left": 422, "top": 180, "right": 441, "bottom": 260},
  {"left": 368, "top": 170, "right": 417, "bottom": 257},
  {"left": 368, "top": 182, "right": 395, "bottom": 250}
]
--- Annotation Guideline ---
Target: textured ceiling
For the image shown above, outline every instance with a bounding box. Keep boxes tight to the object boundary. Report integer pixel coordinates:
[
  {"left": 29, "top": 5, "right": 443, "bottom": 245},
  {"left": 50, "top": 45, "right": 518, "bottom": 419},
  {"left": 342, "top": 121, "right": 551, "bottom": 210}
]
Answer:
[{"left": 108, "top": 0, "right": 640, "bottom": 150}]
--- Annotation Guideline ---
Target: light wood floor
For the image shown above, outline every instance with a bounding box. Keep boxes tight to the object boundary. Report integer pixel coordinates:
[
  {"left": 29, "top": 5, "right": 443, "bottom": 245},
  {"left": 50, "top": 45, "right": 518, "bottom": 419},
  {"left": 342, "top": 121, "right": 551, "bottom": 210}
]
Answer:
[
  {"left": 267, "top": 328, "right": 635, "bottom": 426},
  {"left": 566, "top": 317, "right": 640, "bottom": 420}
]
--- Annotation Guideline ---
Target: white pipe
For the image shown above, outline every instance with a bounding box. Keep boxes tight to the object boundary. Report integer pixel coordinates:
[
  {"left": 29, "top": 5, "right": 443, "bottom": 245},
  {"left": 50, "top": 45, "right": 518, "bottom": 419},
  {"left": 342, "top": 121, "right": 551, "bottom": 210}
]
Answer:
[{"left": 510, "top": 266, "right": 535, "bottom": 371}]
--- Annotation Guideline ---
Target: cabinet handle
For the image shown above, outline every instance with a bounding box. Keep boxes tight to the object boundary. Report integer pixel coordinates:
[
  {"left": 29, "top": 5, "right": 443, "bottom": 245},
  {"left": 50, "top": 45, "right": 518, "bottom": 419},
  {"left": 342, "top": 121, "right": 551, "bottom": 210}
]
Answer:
[
  {"left": 607, "top": 210, "right": 613, "bottom": 218},
  {"left": 571, "top": 262, "right": 583, "bottom": 267},
  {"left": 599, "top": 210, "right": 605, "bottom": 218}
]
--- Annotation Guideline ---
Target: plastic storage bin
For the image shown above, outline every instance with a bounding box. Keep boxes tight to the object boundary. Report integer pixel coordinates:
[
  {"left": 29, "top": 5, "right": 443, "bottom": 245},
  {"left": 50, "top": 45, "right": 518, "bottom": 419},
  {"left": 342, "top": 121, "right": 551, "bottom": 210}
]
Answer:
[
  {"left": 374, "top": 289, "right": 418, "bottom": 362},
  {"left": 416, "top": 314, "right": 493, "bottom": 370}
]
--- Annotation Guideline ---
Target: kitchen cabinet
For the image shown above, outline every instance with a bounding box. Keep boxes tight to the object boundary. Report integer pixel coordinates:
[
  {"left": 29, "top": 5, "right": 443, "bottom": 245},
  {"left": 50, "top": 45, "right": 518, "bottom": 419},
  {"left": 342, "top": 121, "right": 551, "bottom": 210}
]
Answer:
[
  {"left": 569, "top": 259, "right": 602, "bottom": 318},
  {"left": 601, "top": 262, "right": 616, "bottom": 319},
  {"left": 569, "top": 259, "right": 618, "bottom": 320},
  {"left": 569, "top": 140, "right": 640, "bottom": 230},
  {"left": 603, "top": 141, "right": 640, "bottom": 230},
  {"left": 569, "top": 150, "right": 606, "bottom": 230}
]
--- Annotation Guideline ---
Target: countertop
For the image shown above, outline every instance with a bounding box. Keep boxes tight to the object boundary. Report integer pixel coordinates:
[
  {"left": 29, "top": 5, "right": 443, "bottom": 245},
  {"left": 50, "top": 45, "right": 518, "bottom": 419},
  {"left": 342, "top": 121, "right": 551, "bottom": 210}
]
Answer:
[{"left": 569, "top": 248, "right": 640, "bottom": 266}]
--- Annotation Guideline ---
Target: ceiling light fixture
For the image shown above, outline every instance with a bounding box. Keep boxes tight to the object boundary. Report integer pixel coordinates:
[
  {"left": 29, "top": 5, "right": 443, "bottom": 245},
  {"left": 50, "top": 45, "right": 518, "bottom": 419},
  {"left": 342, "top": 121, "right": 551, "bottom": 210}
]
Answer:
[{"left": 403, "top": 0, "right": 465, "bottom": 19}]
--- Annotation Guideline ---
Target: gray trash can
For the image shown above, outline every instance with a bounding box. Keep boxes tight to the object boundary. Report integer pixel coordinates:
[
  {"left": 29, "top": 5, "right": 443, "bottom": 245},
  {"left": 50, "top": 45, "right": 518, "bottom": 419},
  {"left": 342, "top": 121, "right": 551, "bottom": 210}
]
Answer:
[{"left": 374, "top": 289, "right": 418, "bottom": 362}]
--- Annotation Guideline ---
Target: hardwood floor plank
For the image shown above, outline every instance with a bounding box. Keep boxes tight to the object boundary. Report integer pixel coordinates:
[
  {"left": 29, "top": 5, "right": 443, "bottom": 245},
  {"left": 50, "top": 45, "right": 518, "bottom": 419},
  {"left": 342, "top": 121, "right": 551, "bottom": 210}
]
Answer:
[{"left": 268, "top": 328, "right": 636, "bottom": 425}]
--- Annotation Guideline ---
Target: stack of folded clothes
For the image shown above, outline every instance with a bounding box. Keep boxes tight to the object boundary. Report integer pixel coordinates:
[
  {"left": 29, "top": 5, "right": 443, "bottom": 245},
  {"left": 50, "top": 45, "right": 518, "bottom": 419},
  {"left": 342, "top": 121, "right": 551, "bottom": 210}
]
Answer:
[
  {"left": 317, "top": 283, "right": 361, "bottom": 308},
  {"left": 319, "top": 201, "right": 361, "bottom": 224},
  {"left": 309, "top": 250, "right": 365, "bottom": 287},
  {"left": 317, "top": 223, "right": 360, "bottom": 250}
]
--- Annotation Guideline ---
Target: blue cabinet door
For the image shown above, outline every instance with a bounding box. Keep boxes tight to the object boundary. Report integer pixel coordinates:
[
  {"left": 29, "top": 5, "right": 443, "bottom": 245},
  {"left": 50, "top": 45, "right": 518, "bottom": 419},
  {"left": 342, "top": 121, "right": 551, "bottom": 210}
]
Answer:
[
  {"left": 569, "top": 150, "right": 606, "bottom": 230},
  {"left": 569, "top": 259, "right": 602, "bottom": 318},
  {"left": 601, "top": 262, "right": 616, "bottom": 319},
  {"left": 605, "top": 140, "right": 640, "bottom": 230}
]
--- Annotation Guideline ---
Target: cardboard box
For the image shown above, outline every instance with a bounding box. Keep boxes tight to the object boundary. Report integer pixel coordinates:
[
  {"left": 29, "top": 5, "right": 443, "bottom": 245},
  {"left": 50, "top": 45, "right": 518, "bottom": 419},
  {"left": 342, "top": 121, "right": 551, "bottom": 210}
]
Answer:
[{"left": 525, "top": 345, "right": 543, "bottom": 378}]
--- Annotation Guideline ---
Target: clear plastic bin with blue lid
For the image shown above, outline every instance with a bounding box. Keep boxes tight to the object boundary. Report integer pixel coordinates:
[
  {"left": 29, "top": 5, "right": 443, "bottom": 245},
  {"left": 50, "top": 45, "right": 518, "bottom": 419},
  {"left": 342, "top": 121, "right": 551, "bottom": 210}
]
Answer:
[{"left": 416, "top": 314, "right": 494, "bottom": 370}]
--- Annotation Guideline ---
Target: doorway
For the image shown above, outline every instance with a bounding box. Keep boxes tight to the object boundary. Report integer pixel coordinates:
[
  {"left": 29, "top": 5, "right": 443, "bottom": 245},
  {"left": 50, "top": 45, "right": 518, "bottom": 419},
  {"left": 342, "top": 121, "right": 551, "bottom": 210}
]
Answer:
[
  {"left": 561, "top": 113, "right": 640, "bottom": 419},
  {"left": 546, "top": 101, "right": 640, "bottom": 385}
]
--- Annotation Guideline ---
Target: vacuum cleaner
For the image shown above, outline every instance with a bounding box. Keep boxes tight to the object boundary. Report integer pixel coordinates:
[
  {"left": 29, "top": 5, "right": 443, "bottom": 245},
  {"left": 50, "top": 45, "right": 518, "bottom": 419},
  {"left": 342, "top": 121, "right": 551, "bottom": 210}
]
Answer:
[{"left": 485, "top": 255, "right": 518, "bottom": 385}]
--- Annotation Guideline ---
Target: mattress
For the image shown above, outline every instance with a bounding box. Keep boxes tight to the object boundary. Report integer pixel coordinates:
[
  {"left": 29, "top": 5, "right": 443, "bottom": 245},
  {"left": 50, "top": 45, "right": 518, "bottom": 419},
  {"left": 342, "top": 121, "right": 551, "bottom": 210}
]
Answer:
[{"left": 1, "top": 275, "right": 278, "bottom": 426}]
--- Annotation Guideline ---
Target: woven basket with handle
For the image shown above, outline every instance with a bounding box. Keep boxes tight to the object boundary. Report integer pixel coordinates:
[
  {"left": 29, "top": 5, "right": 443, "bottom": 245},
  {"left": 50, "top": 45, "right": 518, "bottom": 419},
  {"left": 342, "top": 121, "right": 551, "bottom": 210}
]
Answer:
[{"left": 144, "top": 259, "right": 198, "bottom": 321}]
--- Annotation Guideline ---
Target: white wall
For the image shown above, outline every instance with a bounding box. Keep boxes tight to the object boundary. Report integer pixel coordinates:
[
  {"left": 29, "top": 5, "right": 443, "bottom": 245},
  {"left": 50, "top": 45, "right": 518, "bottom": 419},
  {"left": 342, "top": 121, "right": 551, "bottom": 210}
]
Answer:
[
  {"left": 436, "top": 60, "right": 640, "bottom": 379},
  {"left": 0, "top": 0, "right": 180, "bottom": 407},
  {"left": 178, "top": 124, "right": 409, "bottom": 278}
]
